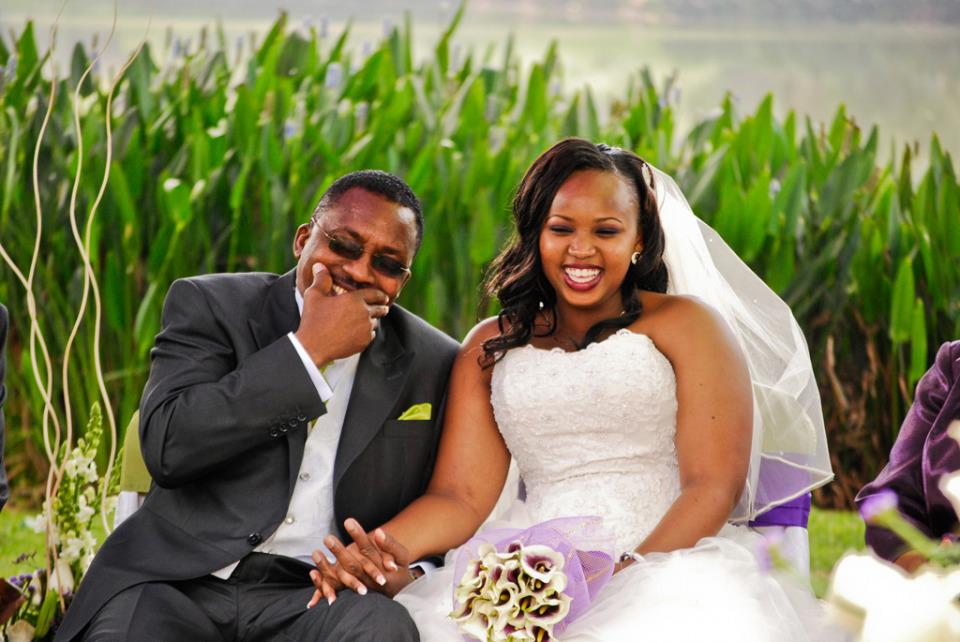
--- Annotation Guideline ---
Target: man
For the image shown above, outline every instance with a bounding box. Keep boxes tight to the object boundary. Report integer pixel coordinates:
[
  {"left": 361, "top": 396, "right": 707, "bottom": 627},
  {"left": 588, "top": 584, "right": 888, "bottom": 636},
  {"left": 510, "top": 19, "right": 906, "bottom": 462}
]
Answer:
[
  {"left": 57, "top": 171, "right": 458, "bottom": 641},
  {"left": 0, "top": 303, "right": 8, "bottom": 512}
]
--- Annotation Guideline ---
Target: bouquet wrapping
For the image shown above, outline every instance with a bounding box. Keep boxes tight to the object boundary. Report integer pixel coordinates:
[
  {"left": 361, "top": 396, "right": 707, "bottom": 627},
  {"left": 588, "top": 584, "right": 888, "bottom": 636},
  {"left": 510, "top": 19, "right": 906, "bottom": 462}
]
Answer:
[{"left": 449, "top": 517, "right": 615, "bottom": 641}]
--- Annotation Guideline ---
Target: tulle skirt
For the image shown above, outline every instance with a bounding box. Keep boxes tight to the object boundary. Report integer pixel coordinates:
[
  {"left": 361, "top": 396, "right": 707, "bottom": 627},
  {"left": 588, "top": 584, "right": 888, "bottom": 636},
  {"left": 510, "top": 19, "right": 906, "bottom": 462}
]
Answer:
[{"left": 396, "top": 522, "right": 842, "bottom": 642}]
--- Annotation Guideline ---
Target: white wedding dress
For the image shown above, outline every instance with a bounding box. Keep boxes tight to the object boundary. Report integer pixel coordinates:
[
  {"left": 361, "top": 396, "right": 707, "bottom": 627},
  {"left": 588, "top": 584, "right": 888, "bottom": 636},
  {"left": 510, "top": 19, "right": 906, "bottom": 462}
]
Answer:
[{"left": 396, "top": 330, "right": 838, "bottom": 641}]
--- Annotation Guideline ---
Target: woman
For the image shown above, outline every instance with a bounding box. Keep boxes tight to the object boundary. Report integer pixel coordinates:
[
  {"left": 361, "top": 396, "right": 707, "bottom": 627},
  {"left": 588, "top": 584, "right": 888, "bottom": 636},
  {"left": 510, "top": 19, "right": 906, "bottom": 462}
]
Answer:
[{"left": 313, "top": 139, "right": 835, "bottom": 640}]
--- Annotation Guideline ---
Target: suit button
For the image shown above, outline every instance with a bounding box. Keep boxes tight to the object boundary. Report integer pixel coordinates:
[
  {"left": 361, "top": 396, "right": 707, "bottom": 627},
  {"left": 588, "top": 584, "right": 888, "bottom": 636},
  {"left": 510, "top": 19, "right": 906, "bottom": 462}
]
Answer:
[
  {"left": 288, "top": 418, "right": 299, "bottom": 428},
  {"left": 296, "top": 413, "right": 307, "bottom": 422},
  {"left": 247, "top": 532, "right": 262, "bottom": 546},
  {"left": 268, "top": 428, "right": 280, "bottom": 438}
]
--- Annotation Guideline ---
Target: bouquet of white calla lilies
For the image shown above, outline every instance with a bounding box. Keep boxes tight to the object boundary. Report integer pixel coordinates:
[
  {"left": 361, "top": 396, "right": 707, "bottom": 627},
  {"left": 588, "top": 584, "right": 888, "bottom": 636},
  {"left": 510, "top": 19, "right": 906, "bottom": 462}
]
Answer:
[{"left": 449, "top": 518, "right": 614, "bottom": 642}]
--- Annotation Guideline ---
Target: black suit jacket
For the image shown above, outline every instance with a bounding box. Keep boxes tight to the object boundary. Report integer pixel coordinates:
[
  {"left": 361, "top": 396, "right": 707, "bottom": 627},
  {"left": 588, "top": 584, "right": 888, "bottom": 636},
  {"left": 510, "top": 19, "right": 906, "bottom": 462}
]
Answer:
[
  {"left": 57, "top": 271, "right": 458, "bottom": 641},
  {"left": 0, "top": 303, "right": 8, "bottom": 511}
]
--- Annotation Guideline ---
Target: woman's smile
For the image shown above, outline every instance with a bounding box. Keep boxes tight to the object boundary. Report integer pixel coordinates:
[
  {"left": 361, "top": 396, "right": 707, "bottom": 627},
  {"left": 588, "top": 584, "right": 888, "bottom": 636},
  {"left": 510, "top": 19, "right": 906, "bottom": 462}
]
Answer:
[{"left": 561, "top": 264, "right": 604, "bottom": 291}]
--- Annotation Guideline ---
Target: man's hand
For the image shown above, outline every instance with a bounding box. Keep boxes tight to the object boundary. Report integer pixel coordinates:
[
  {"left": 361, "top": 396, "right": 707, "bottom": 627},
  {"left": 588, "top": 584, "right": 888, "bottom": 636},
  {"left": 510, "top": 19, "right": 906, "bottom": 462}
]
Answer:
[
  {"left": 294, "top": 263, "right": 390, "bottom": 366},
  {"left": 307, "top": 519, "right": 415, "bottom": 608}
]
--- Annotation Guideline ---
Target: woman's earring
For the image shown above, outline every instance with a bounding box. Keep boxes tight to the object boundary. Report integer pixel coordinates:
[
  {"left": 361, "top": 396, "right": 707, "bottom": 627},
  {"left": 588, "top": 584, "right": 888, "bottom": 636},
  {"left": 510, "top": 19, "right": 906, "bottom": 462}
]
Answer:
[
  {"left": 538, "top": 300, "right": 545, "bottom": 310},
  {"left": 631, "top": 251, "right": 642, "bottom": 265}
]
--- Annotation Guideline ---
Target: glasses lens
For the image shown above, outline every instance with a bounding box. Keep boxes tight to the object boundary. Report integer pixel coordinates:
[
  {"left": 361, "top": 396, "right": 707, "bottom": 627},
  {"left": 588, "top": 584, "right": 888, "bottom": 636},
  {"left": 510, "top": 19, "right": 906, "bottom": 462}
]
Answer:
[
  {"left": 371, "top": 255, "right": 409, "bottom": 278},
  {"left": 327, "top": 234, "right": 364, "bottom": 260}
]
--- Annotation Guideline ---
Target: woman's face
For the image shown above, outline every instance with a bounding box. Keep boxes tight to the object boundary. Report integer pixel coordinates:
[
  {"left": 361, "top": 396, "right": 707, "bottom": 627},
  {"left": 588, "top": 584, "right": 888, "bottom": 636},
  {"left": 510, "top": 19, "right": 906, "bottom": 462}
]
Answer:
[{"left": 539, "top": 169, "right": 642, "bottom": 316}]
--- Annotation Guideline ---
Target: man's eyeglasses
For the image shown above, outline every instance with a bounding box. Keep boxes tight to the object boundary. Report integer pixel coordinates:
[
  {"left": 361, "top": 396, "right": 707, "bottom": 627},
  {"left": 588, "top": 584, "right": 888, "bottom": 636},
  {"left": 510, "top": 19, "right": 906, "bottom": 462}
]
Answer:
[{"left": 311, "top": 216, "right": 412, "bottom": 279}]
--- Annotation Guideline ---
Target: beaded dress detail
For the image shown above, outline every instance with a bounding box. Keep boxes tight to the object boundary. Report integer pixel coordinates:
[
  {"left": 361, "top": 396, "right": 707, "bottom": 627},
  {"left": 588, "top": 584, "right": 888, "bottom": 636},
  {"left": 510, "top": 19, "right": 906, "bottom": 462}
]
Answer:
[{"left": 490, "top": 330, "right": 680, "bottom": 553}]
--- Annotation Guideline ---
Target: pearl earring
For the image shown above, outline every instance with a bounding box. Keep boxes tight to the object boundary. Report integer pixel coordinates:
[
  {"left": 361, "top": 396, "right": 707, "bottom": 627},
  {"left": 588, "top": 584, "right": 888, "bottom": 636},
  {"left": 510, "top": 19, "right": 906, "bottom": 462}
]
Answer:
[{"left": 631, "top": 251, "right": 642, "bottom": 265}]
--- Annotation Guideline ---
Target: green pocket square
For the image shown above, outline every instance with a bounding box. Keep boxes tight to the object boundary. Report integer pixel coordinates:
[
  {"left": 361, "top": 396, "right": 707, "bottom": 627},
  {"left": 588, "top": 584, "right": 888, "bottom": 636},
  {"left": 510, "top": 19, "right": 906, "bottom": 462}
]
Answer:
[{"left": 397, "top": 403, "right": 432, "bottom": 421}]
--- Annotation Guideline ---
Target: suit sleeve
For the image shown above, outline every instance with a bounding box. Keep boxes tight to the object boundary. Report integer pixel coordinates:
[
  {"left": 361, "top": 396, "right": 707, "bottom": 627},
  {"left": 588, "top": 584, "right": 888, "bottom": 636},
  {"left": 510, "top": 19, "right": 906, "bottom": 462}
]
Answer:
[
  {"left": 855, "top": 341, "right": 958, "bottom": 561},
  {"left": 140, "top": 279, "right": 325, "bottom": 488}
]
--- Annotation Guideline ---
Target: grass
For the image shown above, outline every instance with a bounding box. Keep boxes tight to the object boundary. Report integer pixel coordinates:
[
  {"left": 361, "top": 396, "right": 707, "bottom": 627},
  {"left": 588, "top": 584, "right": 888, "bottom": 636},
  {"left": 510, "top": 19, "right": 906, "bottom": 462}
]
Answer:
[
  {"left": 809, "top": 507, "right": 867, "bottom": 597},
  {"left": 0, "top": 504, "right": 867, "bottom": 597},
  {"left": 0, "top": 507, "right": 46, "bottom": 579}
]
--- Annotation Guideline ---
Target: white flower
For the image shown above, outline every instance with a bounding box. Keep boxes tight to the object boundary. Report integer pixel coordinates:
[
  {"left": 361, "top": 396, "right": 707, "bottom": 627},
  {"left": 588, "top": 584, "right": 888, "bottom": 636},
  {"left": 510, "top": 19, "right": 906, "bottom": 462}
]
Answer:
[
  {"left": 60, "top": 536, "right": 85, "bottom": 564},
  {"left": 519, "top": 545, "right": 566, "bottom": 584},
  {"left": 5, "top": 619, "right": 36, "bottom": 642},
  {"left": 827, "top": 553, "right": 960, "bottom": 642},
  {"left": 946, "top": 419, "right": 960, "bottom": 444},
  {"left": 28, "top": 574, "right": 43, "bottom": 607},
  {"left": 76, "top": 493, "right": 95, "bottom": 525},
  {"left": 83, "top": 459, "right": 99, "bottom": 483},
  {"left": 24, "top": 512, "right": 47, "bottom": 534},
  {"left": 939, "top": 471, "right": 960, "bottom": 519},
  {"left": 48, "top": 558, "right": 75, "bottom": 595}
]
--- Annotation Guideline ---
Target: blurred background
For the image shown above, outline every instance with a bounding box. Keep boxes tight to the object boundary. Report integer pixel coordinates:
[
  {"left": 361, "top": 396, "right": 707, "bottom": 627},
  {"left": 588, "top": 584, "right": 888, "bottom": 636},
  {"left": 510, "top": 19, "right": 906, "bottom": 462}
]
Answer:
[{"left": 4, "top": 0, "right": 959, "bottom": 164}]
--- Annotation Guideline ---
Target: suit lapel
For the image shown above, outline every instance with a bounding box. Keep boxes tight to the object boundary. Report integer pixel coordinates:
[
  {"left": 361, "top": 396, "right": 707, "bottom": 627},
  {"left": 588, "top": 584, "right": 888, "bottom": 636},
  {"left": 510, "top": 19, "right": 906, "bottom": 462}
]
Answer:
[
  {"left": 334, "top": 312, "right": 414, "bottom": 490},
  {"left": 247, "top": 270, "right": 306, "bottom": 495},
  {"left": 248, "top": 270, "right": 300, "bottom": 350}
]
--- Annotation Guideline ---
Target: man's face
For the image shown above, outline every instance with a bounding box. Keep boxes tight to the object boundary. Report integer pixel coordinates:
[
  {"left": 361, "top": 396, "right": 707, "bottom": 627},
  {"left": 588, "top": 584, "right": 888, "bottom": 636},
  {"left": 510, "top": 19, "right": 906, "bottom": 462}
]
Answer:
[{"left": 293, "top": 187, "right": 418, "bottom": 304}]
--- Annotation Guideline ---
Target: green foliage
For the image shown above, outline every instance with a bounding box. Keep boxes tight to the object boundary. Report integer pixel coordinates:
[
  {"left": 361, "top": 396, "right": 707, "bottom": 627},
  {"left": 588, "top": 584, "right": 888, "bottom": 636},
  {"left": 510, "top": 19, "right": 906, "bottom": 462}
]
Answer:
[
  {"left": 809, "top": 508, "right": 866, "bottom": 598},
  {"left": 0, "top": 14, "right": 957, "bottom": 506}
]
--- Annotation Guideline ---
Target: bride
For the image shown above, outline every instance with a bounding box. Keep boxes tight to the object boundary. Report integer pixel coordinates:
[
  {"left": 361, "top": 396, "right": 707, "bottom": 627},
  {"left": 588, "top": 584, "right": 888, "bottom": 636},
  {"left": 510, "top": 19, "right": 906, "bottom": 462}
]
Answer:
[{"left": 310, "top": 139, "right": 835, "bottom": 640}]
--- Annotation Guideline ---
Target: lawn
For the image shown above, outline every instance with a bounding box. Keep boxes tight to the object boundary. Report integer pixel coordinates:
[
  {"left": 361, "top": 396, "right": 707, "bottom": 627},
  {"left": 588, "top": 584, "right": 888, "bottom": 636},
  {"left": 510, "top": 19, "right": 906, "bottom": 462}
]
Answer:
[{"left": 1, "top": 504, "right": 866, "bottom": 597}]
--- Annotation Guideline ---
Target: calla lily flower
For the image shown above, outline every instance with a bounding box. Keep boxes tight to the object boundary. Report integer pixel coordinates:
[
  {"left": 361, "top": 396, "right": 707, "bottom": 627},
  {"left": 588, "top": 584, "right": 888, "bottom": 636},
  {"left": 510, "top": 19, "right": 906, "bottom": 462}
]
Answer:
[
  {"left": 520, "top": 545, "right": 566, "bottom": 583},
  {"left": 938, "top": 470, "right": 960, "bottom": 520},
  {"left": 828, "top": 553, "right": 960, "bottom": 642}
]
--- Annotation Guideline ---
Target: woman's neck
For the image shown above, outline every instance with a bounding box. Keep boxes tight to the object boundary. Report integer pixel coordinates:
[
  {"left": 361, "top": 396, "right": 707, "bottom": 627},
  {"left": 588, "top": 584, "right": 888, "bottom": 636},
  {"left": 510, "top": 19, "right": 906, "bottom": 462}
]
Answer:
[{"left": 550, "top": 297, "right": 625, "bottom": 343}]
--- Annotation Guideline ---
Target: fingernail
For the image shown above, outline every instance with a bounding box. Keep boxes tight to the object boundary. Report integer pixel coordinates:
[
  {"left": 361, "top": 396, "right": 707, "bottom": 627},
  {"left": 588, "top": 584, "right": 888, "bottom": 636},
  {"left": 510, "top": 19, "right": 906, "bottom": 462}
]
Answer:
[
  {"left": 327, "top": 596, "right": 334, "bottom": 605},
  {"left": 377, "top": 575, "right": 386, "bottom": 586},
  {"left": 357, "top": 585, "right": 367, "bottom": 596},
  {"left": 387, "top": 561, "right": 398, "bottom": 571},
  {"left": 306, "top": 602, "right": 312, "bottom": 609}
]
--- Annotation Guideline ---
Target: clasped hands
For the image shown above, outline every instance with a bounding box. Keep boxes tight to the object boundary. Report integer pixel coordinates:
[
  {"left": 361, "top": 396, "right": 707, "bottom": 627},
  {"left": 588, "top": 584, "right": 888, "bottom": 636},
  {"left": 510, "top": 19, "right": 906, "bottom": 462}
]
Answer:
[{"left": 307, "top": 518, "right": 416, "bottom": 608}]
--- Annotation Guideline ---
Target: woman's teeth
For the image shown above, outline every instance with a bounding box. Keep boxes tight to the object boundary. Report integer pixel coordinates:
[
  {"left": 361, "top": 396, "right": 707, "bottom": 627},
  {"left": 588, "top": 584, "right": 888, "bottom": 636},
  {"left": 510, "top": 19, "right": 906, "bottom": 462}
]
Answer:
[
  {"left": 332, "top": 284, "right": 346, "bottom": 295},
  {"left": 563, "top": 267, "right": 601, "bottom": 283}
]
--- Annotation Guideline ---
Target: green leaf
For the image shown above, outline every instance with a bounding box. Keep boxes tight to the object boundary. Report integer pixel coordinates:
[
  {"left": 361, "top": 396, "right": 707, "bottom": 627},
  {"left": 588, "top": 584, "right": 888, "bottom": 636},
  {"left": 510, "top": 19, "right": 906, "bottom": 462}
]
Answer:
[
  {"left": 889, "top": 256, "right": 915, "bottom": 344},
  {"left": 909, "top": 299, "right": 928, "bottom": 387},
  {"left": 34, "top": 589, "right": 59, "bottom": 636}
]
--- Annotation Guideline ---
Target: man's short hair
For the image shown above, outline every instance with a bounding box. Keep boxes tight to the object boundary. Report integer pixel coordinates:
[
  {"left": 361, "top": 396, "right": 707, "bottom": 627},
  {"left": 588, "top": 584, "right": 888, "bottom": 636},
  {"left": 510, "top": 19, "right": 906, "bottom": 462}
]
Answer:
[{"left": 313, "top": 170, "right": 424, "bottom": 252}]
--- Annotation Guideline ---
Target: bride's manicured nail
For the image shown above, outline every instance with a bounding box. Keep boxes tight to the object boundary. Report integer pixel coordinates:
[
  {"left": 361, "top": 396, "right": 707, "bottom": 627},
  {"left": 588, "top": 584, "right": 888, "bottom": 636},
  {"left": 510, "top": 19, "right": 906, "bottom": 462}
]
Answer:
[
  {"left": 377, "top": 575, "right": 386, "bottom": 586},
  {"left": 387, "top": 561, "right": 398, "bottom": 571},
  {"left": 357, "top": 585, "right": 367, "bottom": 595}
]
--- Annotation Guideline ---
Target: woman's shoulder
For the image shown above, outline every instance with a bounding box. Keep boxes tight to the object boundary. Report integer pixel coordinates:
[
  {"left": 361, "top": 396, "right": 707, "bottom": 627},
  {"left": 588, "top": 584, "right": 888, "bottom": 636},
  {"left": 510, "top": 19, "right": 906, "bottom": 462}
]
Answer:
[
  {"left": 453, "top": 317, "right": 504, "bottom": 377},
  {"left": 635, "top": 291, "right": 727, "bottom": 335},
  {"left": 632, "top": 291, "right": 741, "bottom": 364},
  {"left": 462, "top": 317, "right": 503, "bottom": 348}
]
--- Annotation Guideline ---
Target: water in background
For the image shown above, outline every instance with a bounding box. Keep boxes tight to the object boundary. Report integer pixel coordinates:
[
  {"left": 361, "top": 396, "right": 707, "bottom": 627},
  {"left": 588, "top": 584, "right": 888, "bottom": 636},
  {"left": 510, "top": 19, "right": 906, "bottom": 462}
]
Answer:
[{"left": 2, "top": 2, "right": 958, "bottom": 164}]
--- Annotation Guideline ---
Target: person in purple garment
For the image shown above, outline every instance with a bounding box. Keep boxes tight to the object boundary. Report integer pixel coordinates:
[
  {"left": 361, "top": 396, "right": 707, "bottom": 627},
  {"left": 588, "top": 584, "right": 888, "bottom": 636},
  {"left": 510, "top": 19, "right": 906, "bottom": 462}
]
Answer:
[{"left": 856, "top": 340, "right": 960, "bottom": 572}]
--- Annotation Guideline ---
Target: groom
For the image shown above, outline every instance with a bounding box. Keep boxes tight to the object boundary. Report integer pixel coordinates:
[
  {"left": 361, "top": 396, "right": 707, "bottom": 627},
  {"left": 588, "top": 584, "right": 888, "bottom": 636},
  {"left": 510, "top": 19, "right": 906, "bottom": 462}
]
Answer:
[{"left": 56, "top": 170, "right": 458, "bottom": 641}]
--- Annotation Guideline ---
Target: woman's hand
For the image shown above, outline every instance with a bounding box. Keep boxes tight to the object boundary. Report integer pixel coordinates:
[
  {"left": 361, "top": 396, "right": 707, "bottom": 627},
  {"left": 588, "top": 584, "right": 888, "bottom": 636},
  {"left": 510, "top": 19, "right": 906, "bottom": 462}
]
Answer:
[{"left": 307, "top": 519, "right": 414, "bottom": 608}]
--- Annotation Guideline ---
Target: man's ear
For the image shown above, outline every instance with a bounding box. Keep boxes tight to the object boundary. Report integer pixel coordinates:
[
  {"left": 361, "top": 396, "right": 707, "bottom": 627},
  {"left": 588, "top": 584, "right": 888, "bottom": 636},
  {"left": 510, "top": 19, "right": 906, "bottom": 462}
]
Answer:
[{"left": 293, "top": 223, "right": 312, "bottom": 258}]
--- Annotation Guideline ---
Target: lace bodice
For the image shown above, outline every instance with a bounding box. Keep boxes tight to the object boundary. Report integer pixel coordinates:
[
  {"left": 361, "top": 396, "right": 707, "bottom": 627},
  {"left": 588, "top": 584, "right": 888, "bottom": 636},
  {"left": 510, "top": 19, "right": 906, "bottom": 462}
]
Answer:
[{"left": 491, "top": 330, "right": 681, "bottom": 552}]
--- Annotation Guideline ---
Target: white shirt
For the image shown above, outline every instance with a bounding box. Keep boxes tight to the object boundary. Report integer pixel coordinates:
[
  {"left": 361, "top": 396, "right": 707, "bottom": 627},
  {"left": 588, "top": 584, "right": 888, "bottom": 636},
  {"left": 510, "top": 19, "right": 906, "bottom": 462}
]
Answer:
[{"left": 212, "top": 289, "right": 355, "bottom": 578}]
